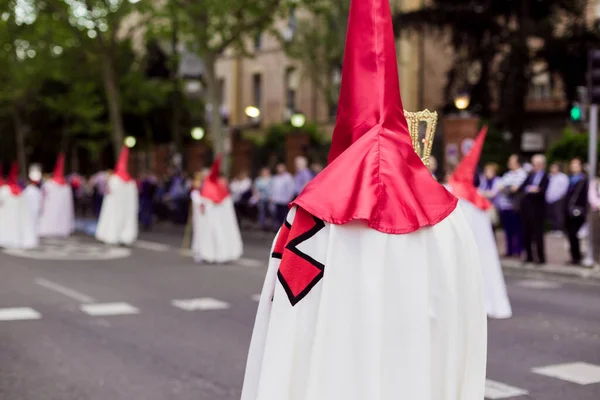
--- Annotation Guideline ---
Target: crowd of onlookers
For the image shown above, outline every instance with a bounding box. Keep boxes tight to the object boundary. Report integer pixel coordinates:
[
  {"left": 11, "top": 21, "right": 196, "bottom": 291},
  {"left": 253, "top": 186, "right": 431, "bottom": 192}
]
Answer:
[
  {"left": 69, "top": 156, "right": 323, "bottom": 232},
  {"left": 229, "top": 157, "right": 323, "bottom": 230},
  {"left": 434, "top": 153, "right": 595, "bottom": 266}
]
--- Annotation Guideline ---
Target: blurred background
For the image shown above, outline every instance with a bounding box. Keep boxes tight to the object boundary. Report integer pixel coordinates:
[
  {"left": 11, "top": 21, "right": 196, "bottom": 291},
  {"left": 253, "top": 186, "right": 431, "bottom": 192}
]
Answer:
[{"left": 1, "top": 1, "right": 600, "bottom": 400}]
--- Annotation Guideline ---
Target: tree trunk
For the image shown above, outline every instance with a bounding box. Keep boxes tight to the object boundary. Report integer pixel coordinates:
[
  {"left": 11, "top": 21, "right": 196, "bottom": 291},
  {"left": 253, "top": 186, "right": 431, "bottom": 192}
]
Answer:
[
  {"left": 100, "top": 51, "right": 126, "bottom": 159},
  {"left": 144, "top": 118, "right": 153, "bottom": 170},
  {"left": 170, "top": 9, "right": 182, "bottom": 156},
  {"left": 204, "top": 53, "right": 227, "bottom": 173},
  {"left": 12, "top": 106, "right": 27, "bottom": 178}
]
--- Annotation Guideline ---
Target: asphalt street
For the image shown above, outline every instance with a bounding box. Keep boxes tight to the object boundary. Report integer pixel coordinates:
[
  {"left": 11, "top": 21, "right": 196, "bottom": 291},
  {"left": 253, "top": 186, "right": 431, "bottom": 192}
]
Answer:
[{"left": 0, "top": 230, "right": 599, "bottom": 400}]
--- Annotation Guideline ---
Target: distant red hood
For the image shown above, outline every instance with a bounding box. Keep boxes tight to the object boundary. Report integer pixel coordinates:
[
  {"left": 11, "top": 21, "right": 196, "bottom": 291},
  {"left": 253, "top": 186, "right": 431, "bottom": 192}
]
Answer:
[{"left": 200, "top": 156, "right": 229, "bottom": 203}]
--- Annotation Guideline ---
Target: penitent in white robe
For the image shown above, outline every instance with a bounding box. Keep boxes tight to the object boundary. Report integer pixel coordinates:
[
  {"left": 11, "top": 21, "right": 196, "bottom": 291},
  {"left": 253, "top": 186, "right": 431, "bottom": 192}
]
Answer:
[
  {"left": 38, "top": 181, "right": 74, "bottom": 238},
  {"left": 95, "top": 176, "right": 138, "bottom": 245},
  {"left": 458, "top": 199, "right": 512, "bottom": 319},
  {"left": 241, "top": 205, "right": 487, "bottom": 400},
  {"left": 0, "top": 186, "right": 38, "bottom": 249},
  {"left": 190, "top": 191, "right": 243, "bottom": 263}
]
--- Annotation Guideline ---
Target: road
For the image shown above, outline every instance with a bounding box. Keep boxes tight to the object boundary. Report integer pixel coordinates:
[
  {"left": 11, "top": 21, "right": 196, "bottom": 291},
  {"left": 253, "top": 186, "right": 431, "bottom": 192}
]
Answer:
[{"left": 0, "top": 231, "right": 599, "bottom": 400}]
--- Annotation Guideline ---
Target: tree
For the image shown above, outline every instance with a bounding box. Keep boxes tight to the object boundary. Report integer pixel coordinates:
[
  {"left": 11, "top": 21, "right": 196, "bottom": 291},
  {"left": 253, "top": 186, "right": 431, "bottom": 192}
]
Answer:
[
  {"left": 156, "top": 0, "right": 284, "bottom": 160},
  {"left": 283, "top": 0, "right": 348, "bottom": 118},
  {"left": 0, "top": 0, "right": 62, "bottom": 174},
  {"left": 46, "top": 0, "right": 152, "bottom": 158},
  {"left": 394, "top": 0, "right": 599, "bottom": 153}
]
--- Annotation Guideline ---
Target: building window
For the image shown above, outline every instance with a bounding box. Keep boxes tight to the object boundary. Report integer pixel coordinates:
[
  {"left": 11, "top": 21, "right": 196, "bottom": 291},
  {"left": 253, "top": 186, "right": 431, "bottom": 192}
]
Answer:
[
  {"left": 285, "top": 67, "right": 298, "bottom": 116},
  {"left": 254, "top": 32, "right": 263, "bottom": 51},
  {"left": 529, "top": 71, "right": 552, "bottom": 100},
  {"left": 253, "top": 73, "right": 262, "bottom": 110},
  {"left": 218, "top": 78, "right": 229, "bottom": 125}
]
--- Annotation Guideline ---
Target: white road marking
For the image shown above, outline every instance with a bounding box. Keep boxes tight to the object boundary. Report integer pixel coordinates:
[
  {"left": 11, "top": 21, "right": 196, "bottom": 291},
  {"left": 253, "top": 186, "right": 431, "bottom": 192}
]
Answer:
[
  {"left": 171, "top": 298, "right": 230, "bottom": 311},
  {"left": 134, "top": 240, "right": 171, "bottom": 252},
  {"left": 532, "top": 362, "right": 600, "bottom": 385},
  {"left": 251, "top": 294, "right": 261, "bottom": 302},
  {"left": 484, "top": 379, "right": 528, "bottom": 399},
  {"left": 0, "top": 307, "right": 42, "bottom": 321},
  {"left": 35, "top": 278, "right": 96, "bottom": 303},
  {"left": 80, "top": 302, "right": 140, "bottom": 316},
  {"left": 236, "top": 258, "right": 264, "bottom": 267},
  {"left": 515, "top": 280, "right": 562, "bottom": 289}
]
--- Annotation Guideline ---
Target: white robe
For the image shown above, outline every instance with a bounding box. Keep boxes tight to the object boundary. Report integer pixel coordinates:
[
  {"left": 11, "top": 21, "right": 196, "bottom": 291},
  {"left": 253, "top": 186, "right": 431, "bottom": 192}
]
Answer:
[
  {"left": 38, "top": 181, "right": 74, "bottom": 238},
  {"left": 0, "top": 186, "right": 38, "bottom": 249},
  {"left": 458, "top": 199, "right": 513, "bottom": 319},
  {"left": 241, "top": 205, "right": 487, "bottom": 400},
  {"left": 95, "top": 176, "right": 138, "bottom": 245},
  {"left": 23, "top": 185, "right": 42, "bottom": 235},
  {"left": 190, "top": 191, "right": 243, "bottom": 263}
]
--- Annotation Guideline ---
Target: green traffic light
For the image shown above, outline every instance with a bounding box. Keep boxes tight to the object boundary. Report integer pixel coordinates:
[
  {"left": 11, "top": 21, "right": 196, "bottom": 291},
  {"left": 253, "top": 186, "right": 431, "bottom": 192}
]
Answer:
[{"left": 570, "top": 105, "right": 582, "bottom": 121}]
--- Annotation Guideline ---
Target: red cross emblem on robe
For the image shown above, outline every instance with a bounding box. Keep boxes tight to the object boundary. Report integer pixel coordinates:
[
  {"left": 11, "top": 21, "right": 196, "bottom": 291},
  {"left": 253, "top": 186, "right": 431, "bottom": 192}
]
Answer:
[{"left": 272, "top": 207, "right": 325, "bottom": 306}]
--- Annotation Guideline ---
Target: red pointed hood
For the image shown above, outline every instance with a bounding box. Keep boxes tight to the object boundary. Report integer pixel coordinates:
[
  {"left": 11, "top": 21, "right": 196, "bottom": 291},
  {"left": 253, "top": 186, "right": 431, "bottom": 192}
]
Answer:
[
  {"left": 52, "top": 153, "right": 67, "bottom": 185},
  {"left": 291, "top": 0, "right": 456, "bottom": 234},
  {"left": 449, "top": 126, "right": 492, "bottom": 210},
  {"left": 8, "top": 162, "right": 22, "bottom": 195},
  {"left": 114, "top": 146, "right": 132, "bottom": 182},
  {"left": 200, "top": 155, "right": 229, "bottom": 204}
]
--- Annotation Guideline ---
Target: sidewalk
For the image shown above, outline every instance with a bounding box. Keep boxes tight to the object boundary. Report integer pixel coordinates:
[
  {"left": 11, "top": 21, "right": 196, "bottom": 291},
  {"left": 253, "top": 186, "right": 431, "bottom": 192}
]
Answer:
[{"left": 496, "top": 231, "right": 600, "bottom": 282}]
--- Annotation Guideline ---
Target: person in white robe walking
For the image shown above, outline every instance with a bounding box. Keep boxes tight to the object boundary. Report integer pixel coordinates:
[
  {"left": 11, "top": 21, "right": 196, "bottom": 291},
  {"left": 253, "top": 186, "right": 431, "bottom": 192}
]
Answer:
[
  {"left": 446, "top": 127, "right": 512, "bottom": 320},
  {"left": 190, "top": 156, "right": 243, "bottom": 263},
  {"left": 0, "top": 163, "right": 37, "bottom": 249},
  {"left": 22, "top": 165, "right": 43, "bottom": 237},
  {"left": 95, "top": 146, "right": 138, "bottom": 245},
  {"left": 38, "top": 153, "right": 75, "bottom": 238},
  {"left": 240, "top": 1, "right": 487, "bottom": 398}
]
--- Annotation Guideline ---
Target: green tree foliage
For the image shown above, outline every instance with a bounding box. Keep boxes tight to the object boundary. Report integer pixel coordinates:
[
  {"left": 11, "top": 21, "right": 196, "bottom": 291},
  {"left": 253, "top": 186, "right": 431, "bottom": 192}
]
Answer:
[
  {"left": 547, "top": 127, "right": 598, "bottom": 164},
  {"left": 394, "top": 0, "right": 599, "bottom": 153}
]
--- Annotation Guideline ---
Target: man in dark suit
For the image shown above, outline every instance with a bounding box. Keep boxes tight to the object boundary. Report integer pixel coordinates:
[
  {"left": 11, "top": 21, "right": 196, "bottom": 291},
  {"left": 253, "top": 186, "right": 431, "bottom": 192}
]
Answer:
[
  {"left": 519, "top": 154, "right": 550, "bottom": 264},
  {"left": 564, "top": 158, "right": 588, "bottom": 265}
]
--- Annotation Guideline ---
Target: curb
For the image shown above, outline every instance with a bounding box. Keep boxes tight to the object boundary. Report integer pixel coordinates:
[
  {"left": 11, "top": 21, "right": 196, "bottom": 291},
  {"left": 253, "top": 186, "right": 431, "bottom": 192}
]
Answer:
[{"left": 502, "top": 260, "right": 600, "bottom": 282}]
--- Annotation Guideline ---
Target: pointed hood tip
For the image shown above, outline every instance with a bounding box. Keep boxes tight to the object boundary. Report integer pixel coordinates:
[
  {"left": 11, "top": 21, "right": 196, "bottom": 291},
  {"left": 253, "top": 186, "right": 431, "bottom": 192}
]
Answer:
[
  {"left": 114, "top": 146, "right": 132, "bottom": 182},
  {"left": 449, "top": 126, "right": 492, "bottom": 210},
  {"left": 200, "top": 154, "right": 229, "bottom": 203},
  {"left": 8, "top": 161, "right": 22, "bottom": 195},
  {"left": 327, "top": 0, "right": 408, "bottom": 164},
  {"left": 53, "top": 152, "right": 67, "bottom": 185}
]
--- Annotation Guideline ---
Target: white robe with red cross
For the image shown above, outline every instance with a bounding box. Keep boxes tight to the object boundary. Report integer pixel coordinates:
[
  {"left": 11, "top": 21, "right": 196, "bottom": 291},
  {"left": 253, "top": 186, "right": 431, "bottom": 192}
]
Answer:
[{"left": 241, "top": 205, "right": 487, "bottom": 400}]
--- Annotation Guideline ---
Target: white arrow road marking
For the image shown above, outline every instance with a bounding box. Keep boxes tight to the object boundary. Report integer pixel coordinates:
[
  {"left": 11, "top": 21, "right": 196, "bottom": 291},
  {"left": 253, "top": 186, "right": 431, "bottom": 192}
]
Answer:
[
  {"left": 533, "top": 362, "right": 600, "bottom": 385},
  {"left": 515, "top": 280, "right": 562, "bottom": 289},
  {"left": 35, "top": 278, "right": 96, "bottom": 303},
  {"left": 0, "top": 307, "right": 42, "bottom": 321},
  {"left": 171, "top": 298, "right": 230, "bottom": 311},
  {"left": 484, "top": 379, "right": 528, "bottom": 399},
  {"left": 80, "top": 302, "right": 140, "bottom": 316}
]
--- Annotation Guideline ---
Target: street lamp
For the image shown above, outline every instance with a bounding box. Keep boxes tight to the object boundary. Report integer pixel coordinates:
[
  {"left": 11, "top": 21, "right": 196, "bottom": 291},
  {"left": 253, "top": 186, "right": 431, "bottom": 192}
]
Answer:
[
  {"left": 191, "top": 126, "right": 205, "bottom": 140},
  {"left": 290, "top": 112, "right": 306, "bottom": 128},
  {"left": 245, "top": 106, "right": 261, "bottom": 119},
  {"left": 454, "top": 94, "right": 471, "bottom": 111},
  {"left": 124, "top": 136, "right": 137, "bottom": 148}
]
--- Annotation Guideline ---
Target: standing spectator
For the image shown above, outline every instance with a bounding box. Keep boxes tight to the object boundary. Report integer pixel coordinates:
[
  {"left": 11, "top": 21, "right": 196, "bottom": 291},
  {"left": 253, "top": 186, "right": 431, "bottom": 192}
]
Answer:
[
  {"left": 270, "top": 163, "right": 295, "bottom": 227},
  {"left": 293, "top": 156, "right": 313, "bottom": 197},
  {"left": 90, "top": 170, "right": 108, "bottom": 218},
  {"left": 478, "top": 163, "right": 501, "bottom": 203},
  {"left": 564, "top": 158, "right": 588, "bottom": 265},
  {"left": 139, "top": 172, "right": 158, "bottom": 231},
  {"left": 497, "top": 154, "right": 528, "bottom": 257},
  {"left": 253, "top": 167, "right": 272, "bottom": 230},
  {"left": 230, "top": 170, "right": 253, "bottom": 222},
  {"left": 428, "top": 155, "right": 439, "bottom": 181},
  {"left": 546, "top": 163, "right": 569, "bottom": 234},
  {"left": 518, "top": 154, "right": 550, "bottom": 264}
]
